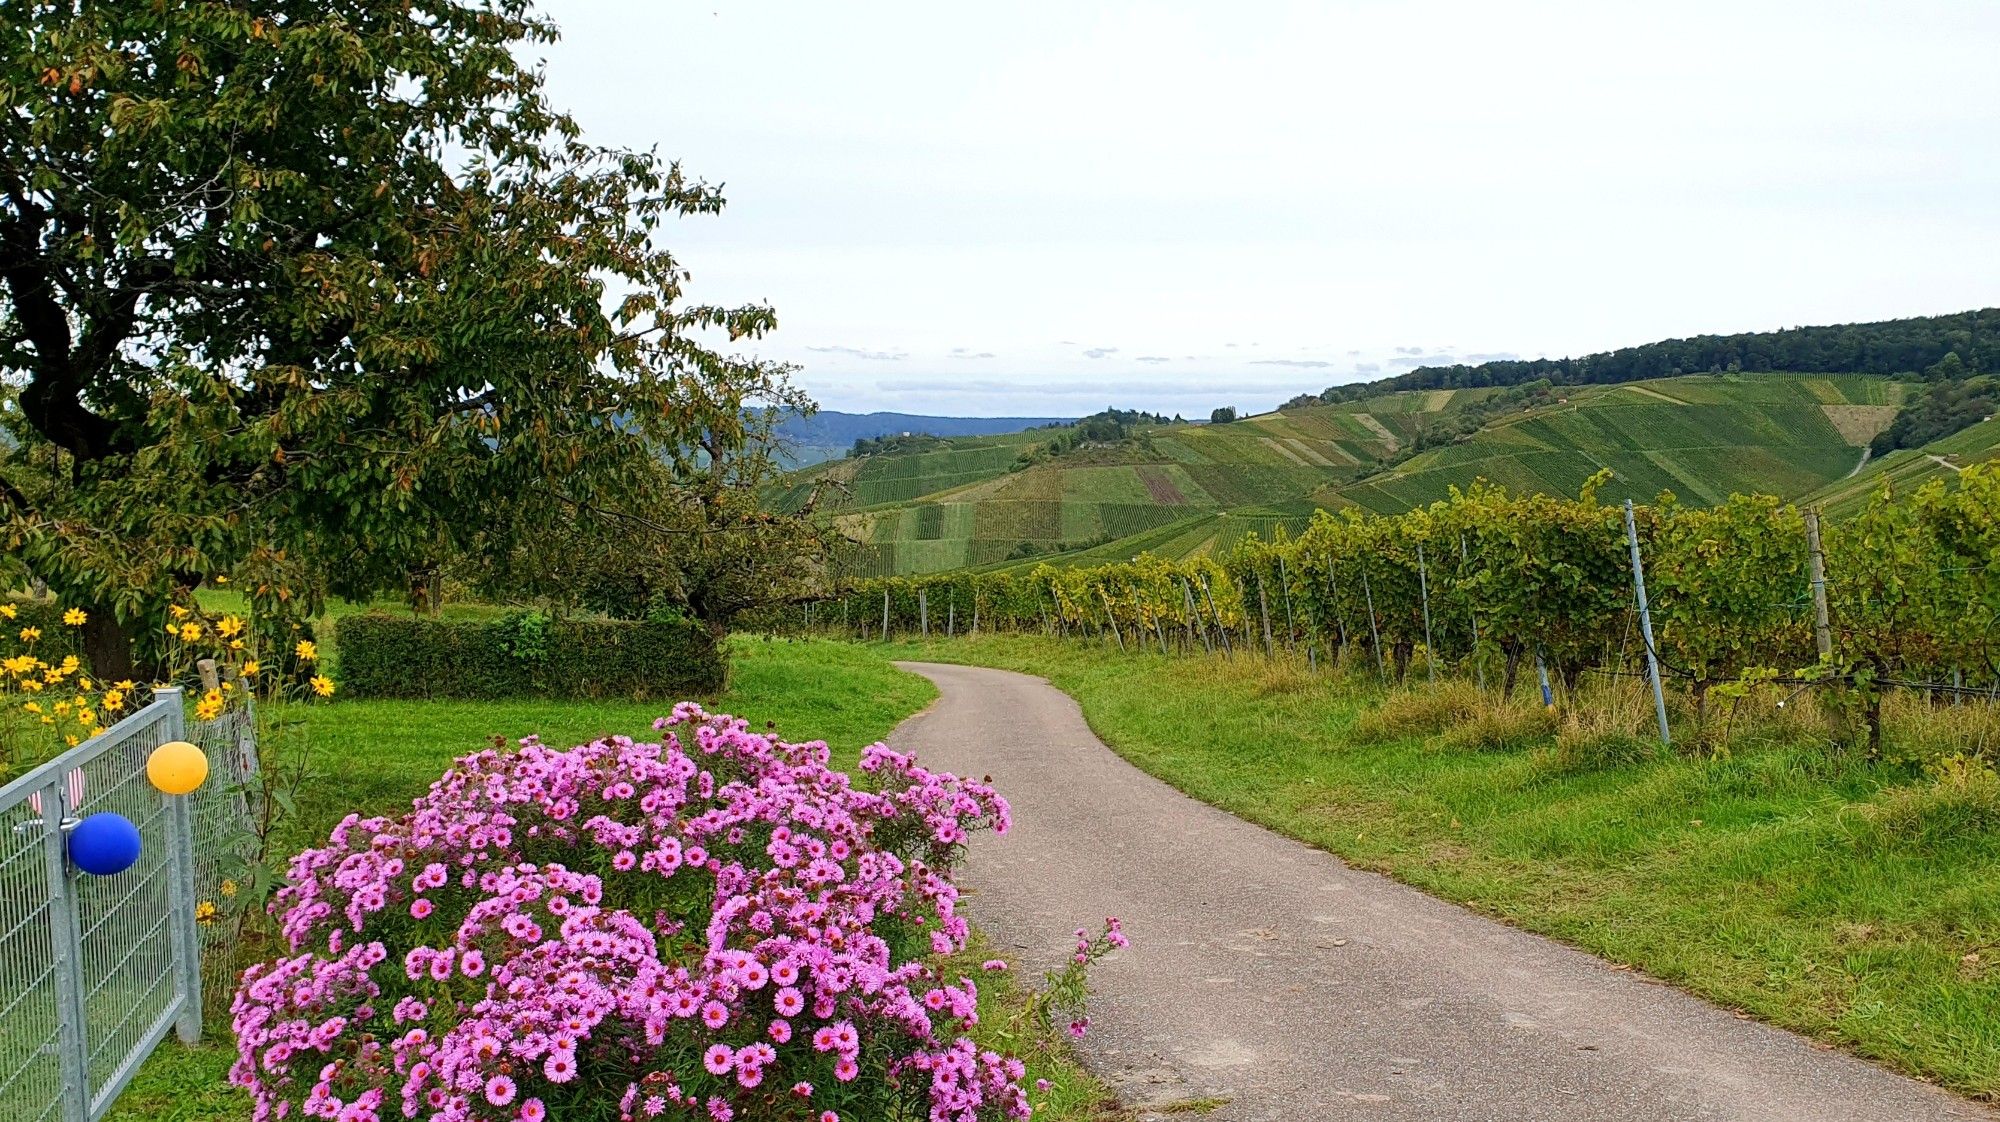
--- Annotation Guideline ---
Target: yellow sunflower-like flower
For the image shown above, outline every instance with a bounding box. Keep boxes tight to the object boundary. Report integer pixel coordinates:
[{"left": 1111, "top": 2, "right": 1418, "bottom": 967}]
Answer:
[
  {"left": 194, "top": 689, "right": 225, "bottom": 721},
  {"left": 21, "top": 701, "right": 40, "bottom": 714},
  {"left": 62, "top": 608, "right": 87, "bottom": 626},
  {"left": 0, "top": 603, "right": 14, "bottom": 619},
  {"left": 60, "top": 656, "right": 78, "bottom": 673},
  {"left": 218, "top": 614, "right": 245, "bottom": 638},
  {"left": 194, "top": 900, "right": 218, "bottom": 925},
  {"left": 114, "top": 679, "right": 135, "bottom": 692},
  {"left": 102, "top": 690, "right": 124, "bottom": 712},
  {"left": 310, "top": 675, "right": 336, "bottom": 698},
  {"left": 169, "top": 604, "right": 190, "bottom": 620},
  {"left": 212, "top": 575, "right": 229, "bottom": 586},
  {"left": 294, "top": 640, "right": 318, "bottom": 662},
  {"left": 179, "top": 622, "right": 203, "bottom": 642},
  {"left": 219, "top": 878, "right": 238, "bottom": 898},
  {"left": 19, "top": 627, "right": 40, "bottom": 642},
  {"left": 240, "top": 660, "right": 261, "bottom": 678}
]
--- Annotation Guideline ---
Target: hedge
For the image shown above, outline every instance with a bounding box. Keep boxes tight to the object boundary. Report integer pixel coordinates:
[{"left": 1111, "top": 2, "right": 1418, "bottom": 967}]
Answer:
[{"left": 333, "top": 612, "right": 726, "bottom": 701}]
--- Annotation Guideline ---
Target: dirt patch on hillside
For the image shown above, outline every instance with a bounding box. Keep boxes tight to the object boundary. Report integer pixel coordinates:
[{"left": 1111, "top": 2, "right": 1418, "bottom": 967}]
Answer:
[
  {"left": 1822, "top": 404, "right": 1899, "bottom": 446},
  {"left": 1135, "top": 465, "right": 1188, "bottom": 505},
  {"left": 1352, "top": 413, "right": 1400, "bottom": 452}
]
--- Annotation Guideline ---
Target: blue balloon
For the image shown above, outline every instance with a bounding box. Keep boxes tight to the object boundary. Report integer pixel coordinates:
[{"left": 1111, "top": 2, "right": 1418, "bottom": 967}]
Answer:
[{"left": 69, "top": 812, "right": 142, "bottom": 877}]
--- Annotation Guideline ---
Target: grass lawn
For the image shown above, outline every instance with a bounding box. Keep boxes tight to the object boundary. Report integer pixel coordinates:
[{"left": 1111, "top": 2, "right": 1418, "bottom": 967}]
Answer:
[
  {"left": 112, "top": 637, "right": 1118, "bottom": 1122},
  {"left": 883, "top": 633, "right": 2000, "bottom": 1102}
]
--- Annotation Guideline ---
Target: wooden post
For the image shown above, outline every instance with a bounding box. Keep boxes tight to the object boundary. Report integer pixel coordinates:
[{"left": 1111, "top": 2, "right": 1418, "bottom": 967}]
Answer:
[
  {"left": 1098, "top": 588, "right": 1126, "bottom": 653},
  {"left": 1256, "top": 571, "right": 1274, "bottom": 658},
  {"left": 1182, "top": 577, "right": 1211, "bottom": 655},
  {"left": 1804, "top": 508, "right": 1834, "bottom": 664},
  {"left": 1416, "top": 542, "right": 1437, "bottom": 685},
  {"left": 1200, "top": 575, "right": 1233, "bottom": 657},
  {"left": 1360, "top": 567, "right": 1386, "bottom": 683},
  {"left": 1278, "top": 555, "right": 1297, "bottom": 650}
]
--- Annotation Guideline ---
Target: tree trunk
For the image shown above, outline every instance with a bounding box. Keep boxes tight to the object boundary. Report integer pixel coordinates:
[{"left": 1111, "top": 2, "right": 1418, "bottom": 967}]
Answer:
[{"left": 81, "top": 610, "right": 141, "bottom": 683}]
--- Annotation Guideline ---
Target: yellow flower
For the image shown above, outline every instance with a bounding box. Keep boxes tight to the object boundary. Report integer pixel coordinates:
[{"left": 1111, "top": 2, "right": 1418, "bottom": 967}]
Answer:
[
  {"left": 194, "top": 688, "right": 225, "bottom": 721},
  {"left": 64, "top": 734, "right": 78, "bottom": 747},
  {"left": 212, "top": 575, "right": 229, "bottom": 585},
  {"left": 194, "top": 900, "right": 217, "bottom": 925},
  {"left": 229, "top": 638, "right": 244, "bottom": 651},
  {"left": 294, "top": 640, "right": 318, "bottom": 662},
  {"left": 218, "top": 614, "right": 245, "bottom": 638},
  {"left": 75, "top": 709, "right": 94, "bottom": 726},
  {"left": 169, "top": 604, "right": 190, "bottom": 620},
  {"left": 114, "top": 680, "right": 135, "bottom": 691},
  {"left": 18, "top": 627, "right": 40, "bottom": 642},
  {"left": 102, "top": 690, "right": 124, "bottom": 712},
  {"left": 240, "top": 660, "right": 260, "bottom": 678},
  {"left": 220, "top": 878, "right": 238, "bottom": 898},
  {"left": 180, "top": 622, "right": 203, "bottom": 642},
  {"left": 3, "top": 655, "right": 33, "bottom": 675},
  {"left": 78, "top": 677, "right": 92, "bottom": 691},
  {"left": 53, "top": 700, "right": 71, "bottom": 715},
  {"left": 310, "top": 675, "right": 336, "bottom": 698},
  {"left": 21, "top": 701, "right": 40, "bottom": 714},
  {"left": 0, "top": 603, "right": 14, "bottom": 619},
  {"left": 62, "top": 608, "right": 87, "bottom": 626},
  {"left": 60, "top": 656, "right": 78, "bottom": 673}
]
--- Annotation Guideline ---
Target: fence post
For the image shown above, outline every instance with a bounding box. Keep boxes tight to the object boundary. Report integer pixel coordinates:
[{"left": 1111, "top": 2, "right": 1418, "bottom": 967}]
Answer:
[
  {"left": 1326, "top": 567, "right": 1349, "bottom": 659},
  {"left": 1182, "top": 577, "right": 1211, "bottom": 655},
  {"left": 1199, "top": 575, "right": 1233, "bottom": 657},
  {"left": 1624, "top": 500, "right": 1672, "bottom": 746},
  {"left": 156, "top": 686, "right": 205, "bottom": 1045},
  {"left": 1535, "top": 646, "right": 1554, "bottom": 709},
  {"left": 947, "top": 593, "right": 955, "bottom": 638},
  {"left": 919, "top": 587, "right": 929, "bottom": 639},
  {"left": 881, "top": 589, "right": 891, "bottom": 641},
  {"left": 842, "top": 599, "right": 850, "bottom": 637},
  {"left": 41, "top": 769, "right": 90, "bottom": 1122},
  {"left": 1360, "top": 567, "right": 1387, "bottom": 683},
  {"left": 1416, "top": 542, "right": 1437, "bottom": 686},
  {"left": 1098, "top": 589, "right": 1126, "bottom": 653},
  {"left": 1277, "top": 555, "right": 1297, "bottom": 650},
  {"left": 1804, "top": 508, "right": 1834, "bottom": 664},
  {"left": 1255, "top": 571, "right": 1274, "bottom": 658}
]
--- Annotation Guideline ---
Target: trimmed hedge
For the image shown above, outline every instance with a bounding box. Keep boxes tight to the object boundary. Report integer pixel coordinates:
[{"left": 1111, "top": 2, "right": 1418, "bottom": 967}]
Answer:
[{"left": 334, "top": 612, "right": 725, "bottom": 701}]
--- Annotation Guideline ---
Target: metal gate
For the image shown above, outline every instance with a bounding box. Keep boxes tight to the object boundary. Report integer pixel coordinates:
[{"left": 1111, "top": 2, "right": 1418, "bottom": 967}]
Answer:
[{"left": 0, "top": 687, "right": 255, "bottom": 1122}]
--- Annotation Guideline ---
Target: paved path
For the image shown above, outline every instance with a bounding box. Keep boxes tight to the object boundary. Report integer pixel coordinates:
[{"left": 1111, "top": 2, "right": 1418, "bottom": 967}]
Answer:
[{"left": 889, "top": 662, "right": 1996, "bottom": 1122}]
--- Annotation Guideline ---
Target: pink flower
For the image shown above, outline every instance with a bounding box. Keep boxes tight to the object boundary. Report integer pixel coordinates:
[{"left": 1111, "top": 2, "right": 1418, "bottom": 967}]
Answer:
[
  {"left": 543, "top": 1052, "right": 576, "bottom": 1083},
  {"left": 484, "top": 1075, "right": 516, "bottom": 1107},
  {"left": 773, "top": 986, "right": 804, "bottom": 1017},
  {"left": 703, "top": 1045, "right": 734, "bottom": 1075},
  {"left": 409, "top": 898, "right": 433, "bottom": 920},
  {"left": 460, "top": 950, "right": 484, "bottom": 977},
  {"left": 834, "top": 1057, "right": 858, "bottom": 1082},
  {"left": 519, "top": 1101, "right": 546, "bottom": 1122},
  {"left": 700, "top": 1000, "right": 729, "bottom": 1030}
]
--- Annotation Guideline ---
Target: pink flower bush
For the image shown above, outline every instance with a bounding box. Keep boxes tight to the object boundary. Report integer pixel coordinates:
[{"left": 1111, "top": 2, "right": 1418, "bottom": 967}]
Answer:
[{"left": 231, "top": 703, "right": 1119, "bottom": 1122}]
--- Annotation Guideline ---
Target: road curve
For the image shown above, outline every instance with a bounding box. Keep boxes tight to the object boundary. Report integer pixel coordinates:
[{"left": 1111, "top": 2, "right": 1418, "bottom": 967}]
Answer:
[{"left": 888, "top": 661, "right": 1995, "bottom": 1122}]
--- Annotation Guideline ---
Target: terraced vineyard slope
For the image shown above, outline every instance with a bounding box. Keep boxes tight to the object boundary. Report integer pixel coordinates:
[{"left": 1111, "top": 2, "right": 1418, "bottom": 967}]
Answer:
[{"left": 785, "top": 375, "right": 1911, "bottom": 576}]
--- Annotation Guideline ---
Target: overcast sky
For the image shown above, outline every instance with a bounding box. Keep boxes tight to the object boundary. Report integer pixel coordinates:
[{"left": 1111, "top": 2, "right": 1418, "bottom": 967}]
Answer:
[{"left": 534, "top": 1, "right": 2000, "bottom": 417}]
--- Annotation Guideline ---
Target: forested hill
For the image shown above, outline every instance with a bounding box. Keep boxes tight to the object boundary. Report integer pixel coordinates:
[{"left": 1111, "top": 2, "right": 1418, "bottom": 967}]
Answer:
[{"left": 1318, "top": 308, "right": 1996, "bottom": 403}]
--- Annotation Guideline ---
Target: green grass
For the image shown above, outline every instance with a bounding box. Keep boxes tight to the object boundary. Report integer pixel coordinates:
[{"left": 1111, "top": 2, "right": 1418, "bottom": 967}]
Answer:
[
  {"left": 881, "top": 634, "right": 2000, "bottom": 1101},
  {"left": 113, "top": 638, "right": 1118, "bottom": 1121}
]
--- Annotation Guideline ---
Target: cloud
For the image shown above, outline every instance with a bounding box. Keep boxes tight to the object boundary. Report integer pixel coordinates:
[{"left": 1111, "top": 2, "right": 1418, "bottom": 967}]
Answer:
[
  {"left": 1249, "top": 358, "right": 1334, "bottom": 369},
  {"left": 1388, "top": 352, "right": 1457, "bottom": 368},
  {"left": 1081, "top": 347, "right": 1119, "bottom": 359},
  {"left": 1461, "top": 352, "right": 1520, "bottom": 363},
  {"left": 1224, "top": 343, "right": 1240, "bottom": 349},
  {"left": 1394, "top": 346, "right": 1427, "bottom": 355},
  {"left": 949, "top": 348, "right": 997, "bottom": 360},
  {"left": 1347, "top": 350, "right": 1362, "bottom": 357},
  {"left": 807, "top": 345, "right": 909, "bottom": 361},
  {"left": 1136, "top": 355, "right": 1171, "bottom": 363},
  {"left": 1354, "top": 362, "right": 1381, "bottom": 374}
]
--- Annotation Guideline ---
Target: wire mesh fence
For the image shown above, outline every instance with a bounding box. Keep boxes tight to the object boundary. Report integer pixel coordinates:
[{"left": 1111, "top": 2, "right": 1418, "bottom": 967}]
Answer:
[{"left": 0, "top": 688, "right": 258, "bottom": 1122}]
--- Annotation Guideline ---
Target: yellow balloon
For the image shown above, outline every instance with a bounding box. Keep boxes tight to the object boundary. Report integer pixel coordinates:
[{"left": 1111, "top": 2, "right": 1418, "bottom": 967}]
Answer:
[{"left": 147, "top": 740, "right": 209, "bottom": 795}]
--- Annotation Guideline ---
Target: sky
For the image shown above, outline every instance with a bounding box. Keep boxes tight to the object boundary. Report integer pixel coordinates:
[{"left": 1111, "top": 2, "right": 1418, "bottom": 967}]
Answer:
[{"left": 533, "top": 0, "right": 2000, "bottom": 418}]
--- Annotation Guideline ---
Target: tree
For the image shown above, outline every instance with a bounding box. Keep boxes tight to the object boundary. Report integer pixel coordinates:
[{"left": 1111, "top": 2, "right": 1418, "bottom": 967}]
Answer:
[
  {"left": 1, "top": 2, "right": 800, "bottom": 676},
  {"left": 1209, "top": 406, "right": 1238, "bottom": 424}
]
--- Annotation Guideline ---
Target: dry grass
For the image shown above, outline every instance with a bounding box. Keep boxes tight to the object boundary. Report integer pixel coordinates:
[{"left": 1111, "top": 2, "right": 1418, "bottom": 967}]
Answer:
[
  {"left": 1857, "top": 755, "right": 2000, "bottom": 849},
  {"left": 1349, "top": 680, "right": 1484, "bottom": 743},
  {"left": 1437, "top": 699, "right": 1557, "bottom": 752}
]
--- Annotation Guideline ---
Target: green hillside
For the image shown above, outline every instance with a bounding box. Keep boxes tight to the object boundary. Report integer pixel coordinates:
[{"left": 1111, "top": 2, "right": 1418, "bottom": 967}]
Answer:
[
  {"left": 791, "top": 374, "right": 1912, "bottom": 576},
  {"left": 1799, "top": 414, "right": 2000, "bottom": 517}
]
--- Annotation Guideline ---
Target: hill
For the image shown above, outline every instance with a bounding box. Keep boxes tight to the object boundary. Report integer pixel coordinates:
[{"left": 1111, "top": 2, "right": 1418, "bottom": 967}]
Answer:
[
  {"left": 1314, "top": 307, "right": 1994, "bottom": 402},
  {"left": 1798, "top": 414, "right": 2000, "bottom": 517},
  {"left": 787, "top": 374, "right": 1904, "bottom": 576},
  {"left": 768, "top": 409, "right": 1072, "bottom": 467}
]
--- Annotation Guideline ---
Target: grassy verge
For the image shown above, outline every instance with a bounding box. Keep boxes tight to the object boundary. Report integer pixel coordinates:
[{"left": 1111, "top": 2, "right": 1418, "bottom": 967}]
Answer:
[
  {"left": 884, "top": 633, "right": 2000, "bottom": 1101},
  {"left": 114, "top": 637, "right": 1117, "bottom": 1121}
]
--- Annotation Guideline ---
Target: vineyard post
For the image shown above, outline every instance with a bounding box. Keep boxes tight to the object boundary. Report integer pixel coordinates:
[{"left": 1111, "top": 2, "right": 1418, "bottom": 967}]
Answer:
[
  {"left": 1460, "top": 534, "right": 1485, "bottom": 690},
  {"left": 842, "top": 598, "right": 849, "bottom": 637},
  {"left": 1256, "top": 571, "right": 1274, "bottom": 658},
  {"left": 1326, "top": 568, "right": 1349, "bottom": 661},
  {"left": 1360, "top": 567, "right": 1387, "bottom": 683},
  {"left": 1099, "top": 588, "right": 1127, "bottom": 653},
  {"left": 1624, "top": 499, "right": 1672, "bottom": 746},
  {"left": 1200, "top": 575, "right": 1234, "bottom": 658},
  {"left": 1182, "top": 577, "right": 1212, "bottom": 655},
  {"left": 919, "top": 587, "right": 929, "bottom": 638},
  {"left": 1804, "top": 508, "right": 1834, "bottom": 663},
  {"left": 948, "top": 592, "right": 956, "bottom": 638},
  {"left": 1535, "top": 646, "right": 1553, "bottom": 709},
  {"left": 803, "top": 601, "right": 811, "bottom": 634},
  {"left": 1416, "top": 542, "right": 1437, "bottom": 686},
  {"left": 971, "top": 592, "right": 979, "bottom": 636},
  {"left": 1278, "top": 554, "right": 1297, "bottom": 650},
  {"left": 1155, "top": 614, "right": 1170, "bottom": 656},
  {"left": 882, "top": 589, "right": 891, "bottom": 642}
]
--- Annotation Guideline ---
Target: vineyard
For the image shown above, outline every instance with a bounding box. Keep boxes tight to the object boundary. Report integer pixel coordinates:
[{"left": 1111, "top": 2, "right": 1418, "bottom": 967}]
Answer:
[{"left": 785, "top": 467, "right": 2000, "bottom": 750}]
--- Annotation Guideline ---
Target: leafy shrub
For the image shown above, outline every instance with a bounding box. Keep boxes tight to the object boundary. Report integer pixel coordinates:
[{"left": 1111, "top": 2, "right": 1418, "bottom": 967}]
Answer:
[
  {"left": 335, "top": 613, "right": 724, "bottom": 700},
  {"left": 231, "top": 705, "right": 1124, "bottom": 1122}
]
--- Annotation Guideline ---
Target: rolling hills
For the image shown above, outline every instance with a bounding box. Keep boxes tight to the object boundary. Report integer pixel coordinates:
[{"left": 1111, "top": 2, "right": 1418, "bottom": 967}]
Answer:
[{"left": 782, "top": 373, "right": 1917, "bottom": 576}]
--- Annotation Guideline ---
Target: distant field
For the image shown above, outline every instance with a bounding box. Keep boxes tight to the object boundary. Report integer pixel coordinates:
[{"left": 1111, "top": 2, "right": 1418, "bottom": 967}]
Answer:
[{"left": 794, "top": 373, "right": 1924, "bottom": 576}]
